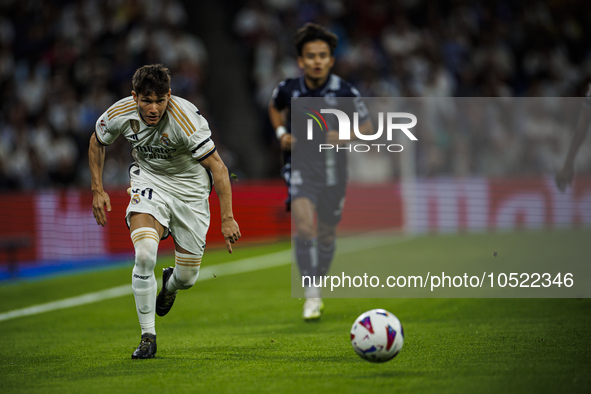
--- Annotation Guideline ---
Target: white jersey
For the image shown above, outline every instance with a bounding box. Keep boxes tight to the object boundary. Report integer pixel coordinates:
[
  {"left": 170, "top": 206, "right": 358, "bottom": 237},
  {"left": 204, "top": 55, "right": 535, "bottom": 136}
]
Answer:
[{"left": 95, "top": 95, "right": 216, "bottom": 201}]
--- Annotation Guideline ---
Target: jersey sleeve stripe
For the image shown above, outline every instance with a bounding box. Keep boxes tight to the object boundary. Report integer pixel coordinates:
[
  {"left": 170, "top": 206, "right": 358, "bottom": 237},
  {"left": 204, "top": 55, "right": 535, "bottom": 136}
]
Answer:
[
  {"left": 168, "top": 102, "right": 194, "bottom": 135},
  {"left": 108, "top": 104, "right": 137, "bottom": 120},
  {"left": 107, "top": 99, "right": 134, "bottom": 114},
  {"left": 107, "top": 100, "right": 135, "bottom": 117},
  {"left": 109, "top": 108, "right": 136, "bottom": 120},
  {"left": 167, "top": 105, "right": 192, "bottom": 133},
  {"left": 196, "top": 146, "right": 216, "bottom": 162},
  {"left": 166, "top": 108, "right": 191, "bottom": 137},
  {"left": 108, "top": 103, "right": 135, "bottom": 118},
  {"left": 191, "top": 137, "right": 211, "bottom": 153},
  {"left": 169, "top": 100, "right": 196, "bottom": 130}
]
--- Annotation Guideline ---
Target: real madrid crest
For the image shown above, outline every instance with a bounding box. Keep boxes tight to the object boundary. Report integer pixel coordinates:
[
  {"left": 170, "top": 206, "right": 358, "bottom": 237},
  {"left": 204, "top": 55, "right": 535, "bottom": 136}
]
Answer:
[
  {"left": 161, "top": 132, "right": 171, "bottom": 146},
  {"left": 131, "top": 194, "right": 141, "bottom": 205},
  {"left": 130, "top": 119, "right": 140, "bottom": 134}
]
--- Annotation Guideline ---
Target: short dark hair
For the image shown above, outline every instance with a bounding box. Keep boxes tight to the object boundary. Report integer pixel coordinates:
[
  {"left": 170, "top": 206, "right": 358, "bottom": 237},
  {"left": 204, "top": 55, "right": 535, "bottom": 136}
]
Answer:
[
  {"left": 294, "top": 23, "right": 338, "bottom": 56},
  {"left": 132, "top": 64, "right": 171, "bottom": 97}
]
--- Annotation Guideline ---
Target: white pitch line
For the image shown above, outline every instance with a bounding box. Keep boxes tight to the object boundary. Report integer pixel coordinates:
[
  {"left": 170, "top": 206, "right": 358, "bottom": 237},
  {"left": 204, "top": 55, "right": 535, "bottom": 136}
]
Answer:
[
  {"left": 199, "top": 250, "right": 291, "bottom": 279},
  {"left": 0, "top": 250, "right": 291, "bottom": 323},
  {"left": 0, "top": 234, "right": 415, "bottom": 323},
  {"left": 0, "top": 285, "right": 132, "bottom": 322}
]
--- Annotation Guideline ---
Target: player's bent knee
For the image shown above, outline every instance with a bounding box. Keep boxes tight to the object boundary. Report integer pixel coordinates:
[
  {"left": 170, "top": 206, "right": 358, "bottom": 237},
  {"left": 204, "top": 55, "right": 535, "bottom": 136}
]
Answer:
[
  {"left": 174, "top": 251, "right": 202, "bottom": 290},
  {"left": 135, "top": 248, "right": 156, "bottom": 270},
  {"left": 318, "top": 234, "right": 336, "bottom": 246},
  {"left": 174, "top": 267, "right": 200, "bottom": 290},
  {"left": 131, "top": 227, "right": 160, "bottom": 274},
  {"left": 317, "top": 223, "right": 337, "bottom": 246},
  {"left": 297, "top": 226, "right": 315, "bottom": 241}
]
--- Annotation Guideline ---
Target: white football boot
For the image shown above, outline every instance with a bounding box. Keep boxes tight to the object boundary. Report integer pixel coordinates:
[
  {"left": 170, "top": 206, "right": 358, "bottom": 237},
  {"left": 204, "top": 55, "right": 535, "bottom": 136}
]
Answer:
[{"left": 302, "top": 298, "right": 324, "bottom": 320}]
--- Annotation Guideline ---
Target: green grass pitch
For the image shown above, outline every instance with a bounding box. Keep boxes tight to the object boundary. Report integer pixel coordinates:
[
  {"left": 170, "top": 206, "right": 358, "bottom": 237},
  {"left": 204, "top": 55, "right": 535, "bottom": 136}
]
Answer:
[{"left": 0, "top": 232, "right": 590, "bottom": 393}]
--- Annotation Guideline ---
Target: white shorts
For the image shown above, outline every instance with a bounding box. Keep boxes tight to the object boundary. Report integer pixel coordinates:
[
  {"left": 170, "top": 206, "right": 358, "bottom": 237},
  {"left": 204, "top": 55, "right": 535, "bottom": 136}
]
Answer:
[{"left": 125, "top": 165, "right": 210, "bottom": 256}]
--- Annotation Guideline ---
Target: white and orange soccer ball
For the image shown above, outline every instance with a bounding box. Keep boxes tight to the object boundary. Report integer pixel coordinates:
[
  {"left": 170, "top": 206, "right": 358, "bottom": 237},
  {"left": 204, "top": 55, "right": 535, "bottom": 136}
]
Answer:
[{"left": 350, "top": 309, "right": 404, "bottom": 363}]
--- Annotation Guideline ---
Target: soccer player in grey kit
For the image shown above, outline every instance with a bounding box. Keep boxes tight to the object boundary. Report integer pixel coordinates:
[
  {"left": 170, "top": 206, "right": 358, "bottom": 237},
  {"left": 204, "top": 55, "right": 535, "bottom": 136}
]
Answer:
[{"left": 269, "top": 24, "right": 372, "bottom": 320}]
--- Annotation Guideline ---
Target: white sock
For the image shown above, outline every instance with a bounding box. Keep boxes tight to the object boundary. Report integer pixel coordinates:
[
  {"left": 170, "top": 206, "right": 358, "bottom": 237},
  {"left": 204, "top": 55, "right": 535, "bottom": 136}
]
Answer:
[
  {"left": 132, "top": 279, "right": 157, "bottom": 335},
  {"left": 305, "top": 286, "right": 322, "bottom": 299},
  {"left": 166, "top": 250, "right": 202, "bottom": 293},
  {"left": 131, "top": 227, "right": 159, "bottom": 335}
]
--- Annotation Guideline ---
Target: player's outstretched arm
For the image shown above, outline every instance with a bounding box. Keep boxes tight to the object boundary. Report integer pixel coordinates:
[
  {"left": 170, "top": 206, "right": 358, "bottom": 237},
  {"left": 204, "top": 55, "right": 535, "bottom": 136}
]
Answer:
[
  {"left": 556, "top": 104, "right": 591, "bottom": 192},
  {"left": 200, "top": 151, "right": 241, "bottom": 253},
  {"left": 268, "top": 100, "right": 295, "bottom": 150},
  {"left": 89, "top": 133, "right": 111, "bottom": 226}
]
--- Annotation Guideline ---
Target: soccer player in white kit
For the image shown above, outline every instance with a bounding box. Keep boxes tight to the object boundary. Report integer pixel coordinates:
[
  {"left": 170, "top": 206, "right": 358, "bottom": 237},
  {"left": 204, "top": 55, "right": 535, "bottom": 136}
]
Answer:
[{"left": 89, "top": 64, "right": 241, "bottom": 359}]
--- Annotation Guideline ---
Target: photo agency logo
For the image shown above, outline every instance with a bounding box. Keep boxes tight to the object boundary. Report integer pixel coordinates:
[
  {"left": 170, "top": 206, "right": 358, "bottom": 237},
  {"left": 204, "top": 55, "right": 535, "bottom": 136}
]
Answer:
[{"left": 303, "top": 107, "right": 418, "bottom": 152}]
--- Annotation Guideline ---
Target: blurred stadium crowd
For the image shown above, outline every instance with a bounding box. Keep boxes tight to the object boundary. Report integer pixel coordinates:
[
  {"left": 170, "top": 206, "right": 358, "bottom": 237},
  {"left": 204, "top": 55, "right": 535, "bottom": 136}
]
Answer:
[
  {"left": 1, "top": 0, "right": 591, "bottom": 190},
  {"left": 236, "top": 0, "right": 591, "bottom": 180},
  {"left": 0, "top": 0, "right": 208, "bottom": 190}
]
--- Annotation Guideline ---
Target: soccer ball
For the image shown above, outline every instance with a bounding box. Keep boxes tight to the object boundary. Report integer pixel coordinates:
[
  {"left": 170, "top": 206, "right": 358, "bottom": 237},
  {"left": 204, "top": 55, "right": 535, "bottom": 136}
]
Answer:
[{"left": 350, "top": 309, "right": 404, "bottom": 363}]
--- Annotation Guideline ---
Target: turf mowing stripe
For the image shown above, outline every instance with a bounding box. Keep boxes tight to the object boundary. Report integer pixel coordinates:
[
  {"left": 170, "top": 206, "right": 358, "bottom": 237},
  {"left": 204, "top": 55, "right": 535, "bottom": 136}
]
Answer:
[
  {"left": 0, "top": 235, "right": 415, "bottom": 323},
  {"left": 0, "top": 250, "right": 291, "bottom": 323}
]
